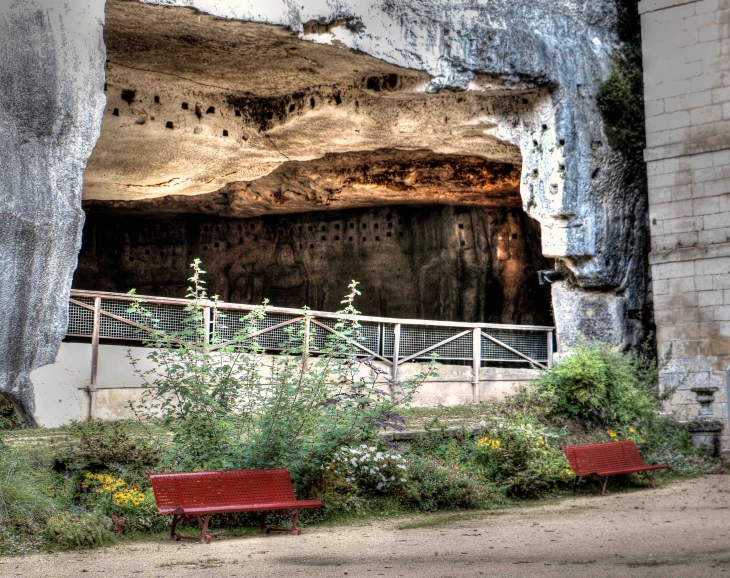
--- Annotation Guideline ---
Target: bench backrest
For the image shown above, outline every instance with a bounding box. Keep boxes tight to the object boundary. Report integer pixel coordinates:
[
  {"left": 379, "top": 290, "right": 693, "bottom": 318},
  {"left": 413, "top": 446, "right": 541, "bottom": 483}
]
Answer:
[
  {"left": 562, "top": 440, "right": 646, "bottom": 476},
  {"left": 149, "top": 469, "right": 297, "bottom": 511}
]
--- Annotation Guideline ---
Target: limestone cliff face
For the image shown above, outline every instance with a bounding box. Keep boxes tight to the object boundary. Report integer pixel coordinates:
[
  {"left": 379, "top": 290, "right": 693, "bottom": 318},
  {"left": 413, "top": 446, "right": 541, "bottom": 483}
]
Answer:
[
  {"left": 119, "top": 0, "right": 649, "bottom": 348},
  {"left": 0, "top": 0, "right": 649, "bottom": 420},
  {"left": 76, "top": 205, "right": 554, "bottom": 326},
  {"left": 0, "top": 0, "right": 106, "bottom": 422}
]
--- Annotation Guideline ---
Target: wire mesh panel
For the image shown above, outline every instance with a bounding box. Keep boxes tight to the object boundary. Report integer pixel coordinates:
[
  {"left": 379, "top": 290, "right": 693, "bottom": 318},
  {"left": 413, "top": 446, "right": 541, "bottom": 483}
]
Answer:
[
  {"left": 67, "top": 292, "right": 553, "bottom": 368},
  {"left": 482, "top": 330, "right": 548, "bottom": 363},
  {"left": 384, "top": 325, "right": 472, "bottom": 361},
  {"left": 98, "top": 299, "right": 201, "bottom": 342},
  {"left": 67, "top": 297, "right": 94, "bottom": 337},
  {"left": 309, "top": 319, "right": 381, "bottom": 356}
]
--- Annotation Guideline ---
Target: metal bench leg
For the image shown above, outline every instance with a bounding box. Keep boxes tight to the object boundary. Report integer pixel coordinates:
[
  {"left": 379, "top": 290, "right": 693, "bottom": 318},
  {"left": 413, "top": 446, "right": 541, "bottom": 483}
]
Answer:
[
  {"left": 170, "top": 514, "right": 182, "bottom": 541},
  {"left": 287, "top": 508, "right": 302, "bottom": 535},
  {"left": 647, "top": 471, "right": 657, "bottom": 489},
  {"left": 169, "top": 514, "right": 212, "bottom": 543},
  {"left": 573, "top": 476, "right": 580, "bottom": 494},
  {"left": 599, "top": 476, "right": 610, "bottom": 496},
  {"left": 260, "top": 512, "right": 270, "bottom": 534},
  {"left": 262, "top": 509, "right": 303, "bottom": 535},
  {"left": 196, "top": 515, "right": 212, "bottom": 544}
]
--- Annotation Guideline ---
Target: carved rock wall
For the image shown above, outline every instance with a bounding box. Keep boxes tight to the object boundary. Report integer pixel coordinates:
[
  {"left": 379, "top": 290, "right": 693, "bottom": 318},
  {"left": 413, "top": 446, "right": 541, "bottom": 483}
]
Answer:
[{"left": 75, "top": 205, "right": 554, "bottom": 326}]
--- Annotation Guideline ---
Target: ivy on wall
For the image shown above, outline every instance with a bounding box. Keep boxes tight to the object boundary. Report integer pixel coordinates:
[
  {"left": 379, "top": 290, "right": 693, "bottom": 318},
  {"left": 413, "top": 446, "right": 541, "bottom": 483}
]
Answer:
[{"left": 597, "top": 0, "right": 646, "bottom": 163}]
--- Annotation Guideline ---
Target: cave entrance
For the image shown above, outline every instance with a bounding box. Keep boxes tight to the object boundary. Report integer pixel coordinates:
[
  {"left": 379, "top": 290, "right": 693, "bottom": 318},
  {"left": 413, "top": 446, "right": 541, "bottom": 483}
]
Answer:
[
  {"left": 76, "top": 0, "right": 555, "bottom": 328},
  {"left": 74, "top": 202, "right": 553, "bottom": 327}
]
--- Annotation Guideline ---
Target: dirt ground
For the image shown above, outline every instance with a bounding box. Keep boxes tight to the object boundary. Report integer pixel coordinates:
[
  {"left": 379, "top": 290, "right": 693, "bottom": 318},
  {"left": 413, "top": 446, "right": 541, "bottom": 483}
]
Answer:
[{"left": 3, "top": 475, "right": 730, "bottom": 578}]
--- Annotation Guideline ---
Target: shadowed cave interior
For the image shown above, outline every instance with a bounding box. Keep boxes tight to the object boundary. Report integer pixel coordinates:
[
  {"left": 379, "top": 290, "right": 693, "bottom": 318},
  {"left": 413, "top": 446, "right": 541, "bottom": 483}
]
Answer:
[
  {"left": 74, "top": 203, "right": 554, "bottom": 326},
  {"left": 72, "top": 0, "right": 555, "bottom": 328}
]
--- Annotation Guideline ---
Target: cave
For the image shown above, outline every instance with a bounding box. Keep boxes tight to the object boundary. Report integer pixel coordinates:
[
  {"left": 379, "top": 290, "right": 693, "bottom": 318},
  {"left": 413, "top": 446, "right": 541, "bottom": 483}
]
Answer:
[
  {"left": 71, "top": 0, "right": 556, "bottom": 327},
  {"left": 75, "top": 202, "right": 553, "bottom": 326},
  {"left": 2, "top": 0, "right": 654, "bottom": 425}
]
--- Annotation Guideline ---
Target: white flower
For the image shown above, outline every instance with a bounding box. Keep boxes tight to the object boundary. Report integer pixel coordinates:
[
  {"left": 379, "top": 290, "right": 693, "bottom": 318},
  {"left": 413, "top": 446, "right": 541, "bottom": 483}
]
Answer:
[
  {"left": 351, "top": 458, "right": 358, "bottom": 466},
  {"left": 369, "top": 446, "right": 376, "bottom": 451},
  {"left": 400, "top": 478, "right": 407, "bottom": 483},
  {"left": 390, "top": 476, "right": 395, "bottom": 481},
  {"left": 360, "top": 444, "right": 367, "bottom": 449},
  {"left": 397, "top": 464, "right": 407, "bottom": 470},
  {"left": 376, "top": 482, "right": 384, "bottom": 490}
]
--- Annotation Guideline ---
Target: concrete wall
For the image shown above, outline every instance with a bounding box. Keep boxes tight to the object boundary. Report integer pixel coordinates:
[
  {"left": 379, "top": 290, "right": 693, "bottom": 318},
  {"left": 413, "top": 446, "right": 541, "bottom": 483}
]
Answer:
[
  {"left": 28, "top": 342, "right": 540, "bottom": 427},
  {"left": 640, "top": 0, "right": 730, "bottom": 448}
]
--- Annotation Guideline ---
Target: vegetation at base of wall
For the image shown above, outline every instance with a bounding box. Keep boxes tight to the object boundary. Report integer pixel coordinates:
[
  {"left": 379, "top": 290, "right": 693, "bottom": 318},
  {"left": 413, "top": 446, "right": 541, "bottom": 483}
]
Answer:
[
  {"left": 597, "top": 0, "right": 646, "bottom": 162},
  {"left": 0, "top": 398, "right": 22, "bottom": 431},
  {"left": 0, "top": 262, "right": 720, "bottom": 555},
  {"left": 0, "top": 443, "right": 60, "bottom": 555},
  {"left": 126, "top": 260, "right": 435, "bottom": 489}
]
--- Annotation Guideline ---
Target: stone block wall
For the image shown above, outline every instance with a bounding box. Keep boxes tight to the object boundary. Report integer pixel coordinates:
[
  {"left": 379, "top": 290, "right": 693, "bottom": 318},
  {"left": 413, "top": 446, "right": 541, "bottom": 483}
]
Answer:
[
  {"left": 640, "top": 0, "right": 730, "bottom": 449},
  {"left": 28, "top": 343, "right": 540, "bottom": 427}
]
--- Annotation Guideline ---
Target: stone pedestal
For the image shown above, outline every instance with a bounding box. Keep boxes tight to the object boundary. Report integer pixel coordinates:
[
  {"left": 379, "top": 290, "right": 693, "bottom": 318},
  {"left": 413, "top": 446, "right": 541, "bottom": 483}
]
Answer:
[{"left": 689, "top": 386, "right": 723, "bottom": 457}]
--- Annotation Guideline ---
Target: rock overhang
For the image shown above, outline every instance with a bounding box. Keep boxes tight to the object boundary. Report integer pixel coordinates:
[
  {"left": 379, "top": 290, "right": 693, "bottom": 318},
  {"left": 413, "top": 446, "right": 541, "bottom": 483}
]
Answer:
[{"left": 82, "top": 0, "right": 650, "bottom": 349}]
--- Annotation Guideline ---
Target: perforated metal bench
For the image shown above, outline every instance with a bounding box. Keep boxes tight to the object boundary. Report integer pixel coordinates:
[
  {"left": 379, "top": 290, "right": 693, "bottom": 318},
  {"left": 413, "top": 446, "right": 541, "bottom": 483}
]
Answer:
[
  {"left": 149, "top": 469, "right": 322, "bottom": 543},
  {"left": 562, "top": 440, "right": 669, "bottom": 495}
]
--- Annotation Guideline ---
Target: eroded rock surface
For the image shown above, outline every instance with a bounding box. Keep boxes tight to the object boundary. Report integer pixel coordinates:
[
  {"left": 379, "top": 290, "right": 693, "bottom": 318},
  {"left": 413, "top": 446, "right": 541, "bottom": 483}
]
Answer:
[
  {"left": 86, "top": 0, "right": 650, "bottom": 350},
  {"left": 76, "top": 205, "right": 553, "bottom": 325},
  {"left": 2, "top": 0, "right": 651, "bottom": 422},
  {"left": 0, "top": 0, "right": 106, "bottom": 423}
]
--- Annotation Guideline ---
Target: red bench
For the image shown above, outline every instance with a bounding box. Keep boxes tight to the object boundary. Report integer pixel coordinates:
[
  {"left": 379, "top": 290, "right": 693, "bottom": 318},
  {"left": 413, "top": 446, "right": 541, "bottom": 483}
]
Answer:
[
  {"left": 562, "top": 440, "right": 668, "bottom": 495},
  {"left": 149, "top": 469, "right": 322, "bottom": 543}
]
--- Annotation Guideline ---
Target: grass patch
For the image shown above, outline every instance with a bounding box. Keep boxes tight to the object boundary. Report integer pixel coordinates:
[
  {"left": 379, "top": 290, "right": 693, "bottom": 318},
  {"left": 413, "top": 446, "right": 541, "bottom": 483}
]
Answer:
[{"left": 395, "top": 511, "right": 484, "bottom": 530}]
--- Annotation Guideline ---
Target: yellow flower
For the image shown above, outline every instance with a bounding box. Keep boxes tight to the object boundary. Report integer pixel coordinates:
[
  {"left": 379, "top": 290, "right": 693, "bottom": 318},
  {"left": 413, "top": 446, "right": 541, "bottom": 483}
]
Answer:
[
  {"left": 113, "top": 492, "right": 129, "bottom": 506},
  {"left": 640, "top": 439, "right": 646, "bottom": 444},
  {"left": 606, "top": 430, "right": 618, "bottom": 439},
  {"left": 629, "top": 427, "right": 636, "bottom": 434},
  {"left": 476, "top": 437, "right": 501, "bottom": 450}
]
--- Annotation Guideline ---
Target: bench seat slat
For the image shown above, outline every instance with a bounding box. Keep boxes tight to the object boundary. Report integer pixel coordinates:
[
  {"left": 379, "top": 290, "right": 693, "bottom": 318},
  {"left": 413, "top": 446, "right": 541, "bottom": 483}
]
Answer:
[
  {"left": 594, "top": 464, "right": 668, "bottom": 476},
  {"left": 158, "top": 499, "right": 323, "bottom": 516}
]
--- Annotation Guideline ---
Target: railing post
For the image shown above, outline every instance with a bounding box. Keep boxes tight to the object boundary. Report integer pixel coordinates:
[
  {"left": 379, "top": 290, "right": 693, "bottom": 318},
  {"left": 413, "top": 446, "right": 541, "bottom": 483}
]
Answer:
[
  {"left": 203, "top": 306, "right": 211, "bottom": 345},
  {"left": 391, "top": 324, "right": 401, "bottom": 382},
  {"left": 547, "top": 330, "right": 554, "bottom": 368},
  {"left": 88, "top": 297, "right": 101, "bottom": 421},
  {"left": 303, "top": 317, "right": 311, "bottom": 370},
  {"left": 472, "top": 327, "right": 481, "bottom": 404}
]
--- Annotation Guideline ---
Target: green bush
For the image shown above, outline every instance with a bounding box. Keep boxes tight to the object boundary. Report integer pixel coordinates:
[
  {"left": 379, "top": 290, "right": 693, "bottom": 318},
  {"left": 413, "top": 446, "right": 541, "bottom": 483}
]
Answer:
[
  {"left": 472, "top": 419, "right": 570, "bottom": 497},
  {"left": 129, "top": 261, "right": 434, "bottom": 487},
  {"left": 534, "top": 342, "right": 660, "bottom": 428},
  {"left": 0, "top": 446, "right": 58, "bottom": 554},
  {"left": 56, "top": 419, "right": 159, "bottom": 477},
  {"left": 629, "top": 417, "right": 712, "bottom": 476},
  {"left": 0, "top": 398, "right": 22, "bottom": 431},
  {"left": 405, "top": 455, "right": 487, "bottom": 511},
  {"left": 44, "top": 511, "right": 115, "bottom": 550}
]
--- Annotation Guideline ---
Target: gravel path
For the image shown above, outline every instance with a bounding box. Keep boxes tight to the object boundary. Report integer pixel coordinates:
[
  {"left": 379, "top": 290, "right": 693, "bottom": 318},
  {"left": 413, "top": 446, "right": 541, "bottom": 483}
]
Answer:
[{"left": 4, "top": 475, "right": 730, "bottom": 578}]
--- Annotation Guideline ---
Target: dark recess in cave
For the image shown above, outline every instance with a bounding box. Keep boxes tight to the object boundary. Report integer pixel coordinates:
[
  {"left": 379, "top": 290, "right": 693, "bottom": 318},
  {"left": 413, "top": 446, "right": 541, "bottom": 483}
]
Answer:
[{"left": 74, "top": 205, "right": 554, "bottom": 327}]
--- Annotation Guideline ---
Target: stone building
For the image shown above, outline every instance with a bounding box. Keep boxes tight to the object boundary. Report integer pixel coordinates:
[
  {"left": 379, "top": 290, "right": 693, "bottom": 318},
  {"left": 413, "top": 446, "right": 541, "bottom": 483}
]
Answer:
[{"left": 640, "top": 0, "right": 730, "bottom": 449}]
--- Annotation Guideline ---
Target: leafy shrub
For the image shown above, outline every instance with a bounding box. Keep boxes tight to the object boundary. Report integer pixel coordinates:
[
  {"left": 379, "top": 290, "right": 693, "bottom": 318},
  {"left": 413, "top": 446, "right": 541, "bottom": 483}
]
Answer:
[
  {"left": 329, "top": 444, "right": 410, "bottom": 494},
  {"left": 0, "top": 398, "right": 22, "bottom": 430},
  {"left": 612, "top": 417, "right": 712, "bottom": 476},
  {"left": 0, "top": 446, "right": 58, "bottom": 554},
  {"left": 56, "top": 419, "right": 159, "bottom": 477},
  {"left": 534, "top": 342, "right": 660, "bottom": 428},
  {"left": 44, "top": 511, "right": 115, "bottom": 550},
  {"left": 405, "top": 456, "right": 487, "bottom": 511},
  {"left": 129, "top": 261, "right": 434, "bottom": 486},
  {"left": 472, "top": 419, "right": 570, "bottom": 497}
]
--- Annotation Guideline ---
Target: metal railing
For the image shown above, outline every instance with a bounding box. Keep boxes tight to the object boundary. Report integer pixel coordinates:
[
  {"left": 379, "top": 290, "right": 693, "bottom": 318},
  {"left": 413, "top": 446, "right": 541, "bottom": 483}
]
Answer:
[{"left": 68, "top": 289, "right": 554, "bottom": 407}]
